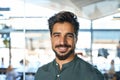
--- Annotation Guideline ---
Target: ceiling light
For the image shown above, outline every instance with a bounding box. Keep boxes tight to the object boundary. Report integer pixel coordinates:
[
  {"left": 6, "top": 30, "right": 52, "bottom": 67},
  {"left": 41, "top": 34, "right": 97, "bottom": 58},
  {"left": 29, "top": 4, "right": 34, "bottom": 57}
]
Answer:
[
  {"left": 0, "top": 14, "right": 3, "bottom": 16},
  {"left": 0, "top": 7, "right": 10, "bottom": 11},
  {"left": 118, "top": 4, "right": 120, "bottom": 11},
  {"left": 112, "top": 16, "right": 120, "bottom": 20}
]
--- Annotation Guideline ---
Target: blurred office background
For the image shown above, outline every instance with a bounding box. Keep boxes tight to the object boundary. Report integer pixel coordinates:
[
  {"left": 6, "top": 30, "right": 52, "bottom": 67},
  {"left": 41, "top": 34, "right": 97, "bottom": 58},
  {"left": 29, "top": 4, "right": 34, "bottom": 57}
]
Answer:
[{"left": 0, "top": 0, "right": 120, "bottom": 80}]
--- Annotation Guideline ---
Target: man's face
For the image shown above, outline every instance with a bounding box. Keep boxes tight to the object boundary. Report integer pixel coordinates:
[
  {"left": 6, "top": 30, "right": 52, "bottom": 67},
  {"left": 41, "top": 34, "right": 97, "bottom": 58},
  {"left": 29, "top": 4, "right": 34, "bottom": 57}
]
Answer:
[{"left": 51, "top": 22, "right": 77, "bottom": 60}]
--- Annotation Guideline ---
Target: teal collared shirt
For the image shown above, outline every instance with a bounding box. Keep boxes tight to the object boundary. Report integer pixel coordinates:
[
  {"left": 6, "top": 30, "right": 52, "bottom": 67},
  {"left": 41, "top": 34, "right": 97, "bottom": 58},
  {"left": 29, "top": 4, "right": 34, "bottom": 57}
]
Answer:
[{"left": 35, "top": 55, "right": 105, "bottom": 80}]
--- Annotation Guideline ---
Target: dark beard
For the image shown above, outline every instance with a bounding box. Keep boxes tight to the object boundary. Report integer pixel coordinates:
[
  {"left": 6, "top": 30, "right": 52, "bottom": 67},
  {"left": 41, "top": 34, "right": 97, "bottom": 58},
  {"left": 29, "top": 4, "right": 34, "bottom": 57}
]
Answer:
[{"left": 53, "top": 49, "right": 74, "bottom": 60}]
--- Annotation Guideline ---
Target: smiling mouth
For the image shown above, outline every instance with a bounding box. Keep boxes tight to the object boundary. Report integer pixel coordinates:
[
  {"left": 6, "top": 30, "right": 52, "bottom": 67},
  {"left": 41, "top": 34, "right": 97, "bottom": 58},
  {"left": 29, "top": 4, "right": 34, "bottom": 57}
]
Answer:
[
  {"left": 58, "top": 47, "right": 68, "bottom": 53},
  {"left": 55, "top": 44, "right": 71, "bottom": 53}
]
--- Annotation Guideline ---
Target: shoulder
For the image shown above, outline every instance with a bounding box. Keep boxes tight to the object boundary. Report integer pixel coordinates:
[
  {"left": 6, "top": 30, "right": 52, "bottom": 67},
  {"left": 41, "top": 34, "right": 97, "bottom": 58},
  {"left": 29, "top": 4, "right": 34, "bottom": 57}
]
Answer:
[
  {"left": 76, "top": 57, "right": 99, "bottom": 72},
  {"left": 36, "top": 59, "right": 56, "bottom": 73},
  {"left": 76, "top": 56, "right": 105, "bottom": 79},
  {"left": 35, "top": 61, "right": 54, "bottom": 80},
  {"left": 76, "top": 56, "right": 93, "bottom": 68},
  {"left": 37, "top": 61, "right": 53, "bottom": 72}
]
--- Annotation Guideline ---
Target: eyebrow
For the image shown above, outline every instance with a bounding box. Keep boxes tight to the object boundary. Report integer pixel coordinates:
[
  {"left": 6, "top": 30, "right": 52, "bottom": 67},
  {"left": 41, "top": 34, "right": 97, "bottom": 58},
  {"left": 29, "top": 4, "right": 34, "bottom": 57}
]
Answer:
[
  {"left": 52, "top": 32, "right": 75, "bottom": 36},
  {"left": 66, "top": 32, "right": 75, "bottom": 35},
  {"left": 52, "top": 32, "right": 60, "bottom": 35}
]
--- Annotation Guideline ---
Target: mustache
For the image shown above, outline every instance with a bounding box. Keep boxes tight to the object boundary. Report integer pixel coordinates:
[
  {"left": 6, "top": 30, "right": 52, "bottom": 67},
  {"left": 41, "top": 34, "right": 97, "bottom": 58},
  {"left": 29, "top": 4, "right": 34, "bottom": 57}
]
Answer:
[{"left": 55, "top": 44, "right": 71, "bottom": 48}]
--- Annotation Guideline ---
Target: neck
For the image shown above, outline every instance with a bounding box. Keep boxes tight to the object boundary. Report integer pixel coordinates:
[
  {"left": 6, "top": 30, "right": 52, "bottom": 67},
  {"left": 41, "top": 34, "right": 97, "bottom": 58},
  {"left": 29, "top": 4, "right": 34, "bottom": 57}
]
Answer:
[{"left": 56, "top": 53, "right": 75, "bottom": 70}]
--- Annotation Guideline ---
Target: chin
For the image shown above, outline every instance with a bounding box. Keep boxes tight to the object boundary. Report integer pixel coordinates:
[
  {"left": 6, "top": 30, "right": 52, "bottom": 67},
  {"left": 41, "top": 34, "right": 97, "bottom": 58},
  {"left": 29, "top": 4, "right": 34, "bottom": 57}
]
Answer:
[{"left": 53, "top": 48, "right": 74, "bottom": 60}]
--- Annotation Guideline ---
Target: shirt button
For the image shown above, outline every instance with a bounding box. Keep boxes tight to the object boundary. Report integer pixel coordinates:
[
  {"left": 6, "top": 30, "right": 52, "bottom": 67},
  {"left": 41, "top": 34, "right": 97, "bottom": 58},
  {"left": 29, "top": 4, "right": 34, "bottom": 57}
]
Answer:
[
  {"left": 57, "top": 74, "right": 60, "bottom": 77},
  {"left": 56, "top": 63, "right": 58, "bottom": 66}
]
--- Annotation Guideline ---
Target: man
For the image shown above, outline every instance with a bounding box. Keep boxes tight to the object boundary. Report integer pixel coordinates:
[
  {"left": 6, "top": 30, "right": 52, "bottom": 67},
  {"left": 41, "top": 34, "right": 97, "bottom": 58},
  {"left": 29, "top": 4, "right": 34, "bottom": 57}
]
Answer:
[{"left": 35, "top": 11, "right": 105, "bottom": 80}]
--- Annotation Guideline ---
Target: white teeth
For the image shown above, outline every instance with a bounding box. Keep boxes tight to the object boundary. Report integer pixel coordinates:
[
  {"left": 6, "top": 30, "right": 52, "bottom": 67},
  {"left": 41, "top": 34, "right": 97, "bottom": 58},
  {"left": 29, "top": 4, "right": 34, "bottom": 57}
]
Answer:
[
  {"left": 59, "top": 47, "right": 66, "bottom": 49},
  {"left": 58, "top": 47, "right": 67, "bottom": 52}
]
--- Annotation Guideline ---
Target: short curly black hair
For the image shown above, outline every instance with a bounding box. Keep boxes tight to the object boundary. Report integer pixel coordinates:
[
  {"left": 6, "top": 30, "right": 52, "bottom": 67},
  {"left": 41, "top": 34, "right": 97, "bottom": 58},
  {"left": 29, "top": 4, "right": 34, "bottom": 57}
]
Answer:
[{"left": 48, "top": 11, "right": 79, "bottom": 38}]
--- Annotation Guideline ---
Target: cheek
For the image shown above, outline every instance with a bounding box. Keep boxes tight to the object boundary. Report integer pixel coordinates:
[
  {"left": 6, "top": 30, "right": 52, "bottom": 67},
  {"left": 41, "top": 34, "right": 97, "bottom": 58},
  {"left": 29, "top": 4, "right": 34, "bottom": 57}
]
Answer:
[
  {"left": 68, "top": 39, "right": 75, "bottom": 44},
  {"left": 71, "top": 40, "right": 77, "bottom": 47},
  {"left": 51, "top": 38, "right": 58, "bottom": 46}
]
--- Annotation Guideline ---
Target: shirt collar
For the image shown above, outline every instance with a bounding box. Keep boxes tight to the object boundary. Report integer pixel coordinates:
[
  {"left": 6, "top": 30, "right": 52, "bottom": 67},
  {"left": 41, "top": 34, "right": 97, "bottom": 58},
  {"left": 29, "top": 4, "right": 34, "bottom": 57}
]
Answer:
[{"left": 53, "top": 55, "right": 78, "bottom": 70}]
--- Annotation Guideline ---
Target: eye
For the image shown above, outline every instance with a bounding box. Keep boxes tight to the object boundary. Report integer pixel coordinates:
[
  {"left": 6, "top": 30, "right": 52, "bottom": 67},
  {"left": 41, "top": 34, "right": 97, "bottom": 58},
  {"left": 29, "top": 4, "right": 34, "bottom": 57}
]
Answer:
[
  {"left": 53, "top": 33, "right": 60, "bottom": 38},
  {"left": 66, "top": 33, "right": 74, "bottom": 38},
  {"left": 67, "top": 34, "right": 73, "bottom": 38}
]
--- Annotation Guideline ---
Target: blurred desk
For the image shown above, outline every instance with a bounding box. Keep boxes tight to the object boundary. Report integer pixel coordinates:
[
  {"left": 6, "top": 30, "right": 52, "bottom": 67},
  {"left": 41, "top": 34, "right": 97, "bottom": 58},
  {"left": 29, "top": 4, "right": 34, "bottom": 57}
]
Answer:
[
  {"left": 0, "top": 68, "right": 35, "bottom": 80},
  {"left": 0, "top": 68, "right": 36, "bottom": 75},
  {"left": 0, "top": 68, "right": 6, "bottom": 74},
  {"left": 18, "top": 72, "right": 35, "bottom": 80},
  {"left": 18, "top": 72, "right": 35, "bottom": 75},
  {"left": 116, "top": 71, "right": 120, "bottom": 80},
  {"left": 103, "top": 71, "right": 120, "bottom": 80}
]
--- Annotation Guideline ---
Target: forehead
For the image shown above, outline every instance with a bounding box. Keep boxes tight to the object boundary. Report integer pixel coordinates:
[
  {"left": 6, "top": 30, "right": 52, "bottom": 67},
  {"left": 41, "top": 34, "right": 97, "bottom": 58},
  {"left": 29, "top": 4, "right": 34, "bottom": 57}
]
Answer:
[{"left": 52, "top": 22, "right": 74, "bottom": 33}]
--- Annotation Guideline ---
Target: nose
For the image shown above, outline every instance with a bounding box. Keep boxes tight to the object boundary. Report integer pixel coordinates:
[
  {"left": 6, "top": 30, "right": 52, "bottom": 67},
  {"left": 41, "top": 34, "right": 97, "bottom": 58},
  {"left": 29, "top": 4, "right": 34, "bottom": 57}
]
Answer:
[{"left": 59, "top": 36, "right": 67, "bottom": 45}]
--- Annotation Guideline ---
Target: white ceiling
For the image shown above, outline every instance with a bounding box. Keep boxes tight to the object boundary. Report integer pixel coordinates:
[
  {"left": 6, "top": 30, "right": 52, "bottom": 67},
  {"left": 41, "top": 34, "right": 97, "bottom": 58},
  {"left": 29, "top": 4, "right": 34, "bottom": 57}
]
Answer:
[
  {"left": 0, "top": 0, "right": 120, "bottom": 20},
  {"left": 24, "top": 0, "right": 120, "bottom": 20}
]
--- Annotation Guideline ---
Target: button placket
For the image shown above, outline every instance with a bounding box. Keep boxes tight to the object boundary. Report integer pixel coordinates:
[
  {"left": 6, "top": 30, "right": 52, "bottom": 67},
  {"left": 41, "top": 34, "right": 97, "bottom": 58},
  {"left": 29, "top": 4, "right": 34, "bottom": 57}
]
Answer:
[
  {"left": 57, "top": 74, "right": 60, "bottom": 80},
  {"left": 56, "top": 63, "right": 61, "bottom": 80}
]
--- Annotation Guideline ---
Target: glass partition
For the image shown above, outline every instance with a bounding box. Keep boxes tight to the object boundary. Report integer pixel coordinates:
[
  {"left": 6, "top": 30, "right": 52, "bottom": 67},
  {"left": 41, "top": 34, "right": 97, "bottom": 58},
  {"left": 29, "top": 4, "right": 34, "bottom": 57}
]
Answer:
[
  {"left": 0, "top": 0, "right": 120, "bottom": 80},
  {"left": 0, "top": 0, "right": 26, "bottom": 80}
]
